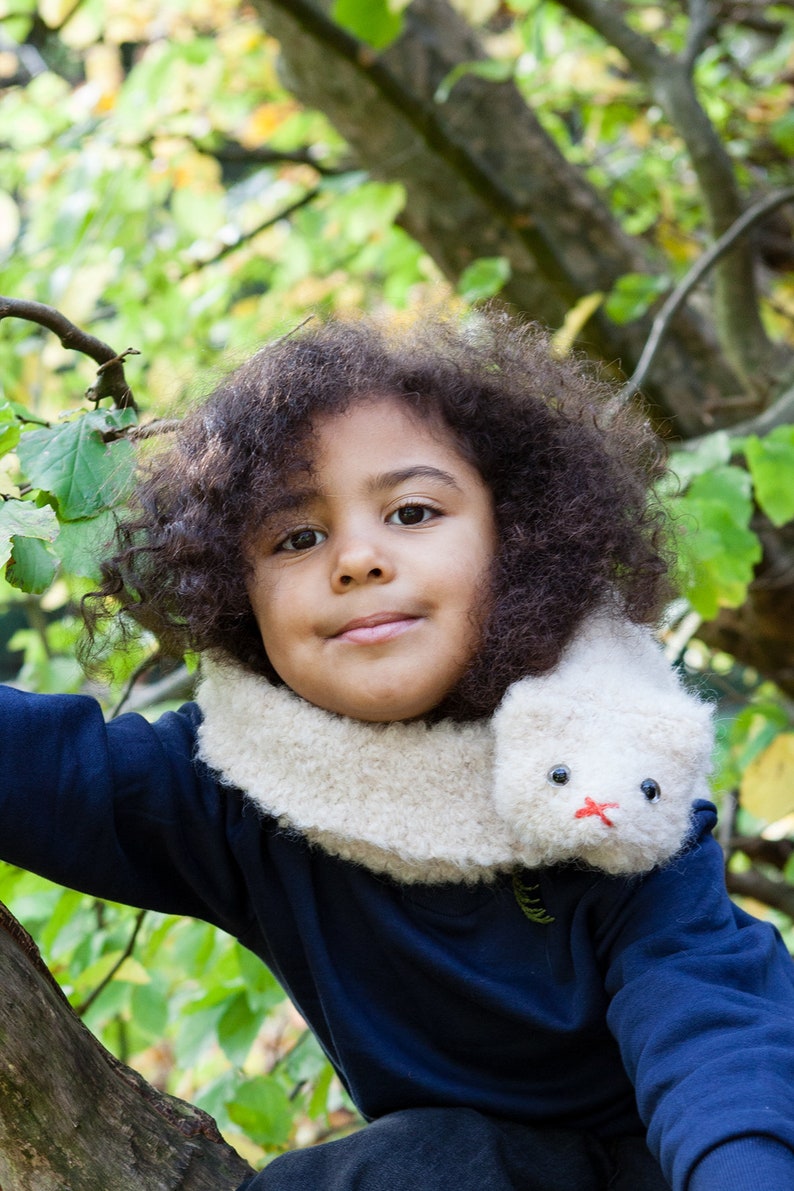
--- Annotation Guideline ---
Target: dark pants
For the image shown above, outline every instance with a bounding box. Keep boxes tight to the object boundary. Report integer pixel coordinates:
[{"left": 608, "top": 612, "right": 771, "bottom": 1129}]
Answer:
[{"left": 237, "top": 1107, "right": 670, "bottom": 1190}]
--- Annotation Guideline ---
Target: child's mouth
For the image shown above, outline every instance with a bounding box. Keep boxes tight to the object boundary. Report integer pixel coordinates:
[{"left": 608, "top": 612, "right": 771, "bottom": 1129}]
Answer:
[{"left": 332, "top": 613, "right": 420, "bottom": 645}]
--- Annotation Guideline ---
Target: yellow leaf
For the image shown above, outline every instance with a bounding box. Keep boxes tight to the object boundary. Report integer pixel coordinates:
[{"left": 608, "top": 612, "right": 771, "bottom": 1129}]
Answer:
[
  {"left": 0, "top": 50, "right": 17, "bottom": 79},
  {"left": 113, "top": 956, "right": 151, "bottom": 985},
  {"left": 38, "top": 0, "right": 75, "bottom": 27},
  {"left": 740, "top": 733, "right": 794, "bottom": 823},
  {"left": 551, "top": 292, "right": 604, "bottom": 358},
  {"left": 626, "top": 117, "right": 652, "bottom": 149},
  {"left": 85, "top": 44, "right": 123, "bottom": 98},
  {"left": 240, "top": 102, "right": 299, "bottom": 148},
  {"left": 655, "top": 223, "right": 699, "bottom": 264}
]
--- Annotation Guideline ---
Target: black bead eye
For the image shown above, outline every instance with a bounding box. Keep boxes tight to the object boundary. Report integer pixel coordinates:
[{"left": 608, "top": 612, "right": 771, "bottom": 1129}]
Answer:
[
  {"left": 641, "top": 779, "right": 661, "bottom": 803},
  {"left": 547, "top": 765, "right": 571, "bottom": 787}
]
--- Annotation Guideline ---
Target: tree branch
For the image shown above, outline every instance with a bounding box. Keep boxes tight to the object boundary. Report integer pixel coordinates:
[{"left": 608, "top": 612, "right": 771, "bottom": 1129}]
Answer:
[
  {"left": 203, "top": 137, "right": 353, "bottom": 177},
  {"left": 556, "top": 0, "right": 666, "bottom": 78},
  {"left": 557, "top": 0, "right": 778, "bottom": 389},
  {"left": 618, "top": 186, "right": 794, "bottom": 405},
  {"left": 683, "top": 0, "right": 716, "bottom": 73},
  {"left": 0, "top": 297, "right": 139, "bottom": 410},
  {"left": 730, "top": 835, "right": 794, "bottom": 871},
  {"left": 725, "top": 867, "right": 794, "bottom": 919},
  {"left": 0, "top": 902, "right": 253, "bottom": 1189}
]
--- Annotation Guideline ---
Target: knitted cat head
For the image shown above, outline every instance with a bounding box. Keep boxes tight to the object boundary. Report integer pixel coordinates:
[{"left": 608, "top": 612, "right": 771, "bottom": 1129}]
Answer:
[{"left": 492, "top": 616, "right": 714, "bottom": 875}]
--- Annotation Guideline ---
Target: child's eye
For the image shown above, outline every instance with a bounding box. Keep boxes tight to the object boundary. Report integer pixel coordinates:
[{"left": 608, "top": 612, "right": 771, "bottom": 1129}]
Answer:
[
  {"left": 387, "top": 503, "right": 437, "bottom": 527},
  {"left": 278, "top": 528, "right": 327, "bottom": 552}
]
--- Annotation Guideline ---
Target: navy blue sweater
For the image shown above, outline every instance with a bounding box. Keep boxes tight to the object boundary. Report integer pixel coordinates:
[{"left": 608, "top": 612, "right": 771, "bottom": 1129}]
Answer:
[{"left": 2, "top": 684, "right": 794, "bottom": 1190}]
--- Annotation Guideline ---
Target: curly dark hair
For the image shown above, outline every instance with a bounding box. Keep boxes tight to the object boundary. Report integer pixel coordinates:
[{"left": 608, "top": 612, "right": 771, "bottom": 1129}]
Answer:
[{"left": 86, "top": 309, "right": 672, "bottom": 719}]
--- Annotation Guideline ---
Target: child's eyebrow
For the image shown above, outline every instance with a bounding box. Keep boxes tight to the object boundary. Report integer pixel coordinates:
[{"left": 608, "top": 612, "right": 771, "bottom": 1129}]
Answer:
[
  {"left": 367, "top": 466, "right": 463, "bottom": 494},
  {"left": 267, "top": 466, "right": 463, "bottom": 521}
]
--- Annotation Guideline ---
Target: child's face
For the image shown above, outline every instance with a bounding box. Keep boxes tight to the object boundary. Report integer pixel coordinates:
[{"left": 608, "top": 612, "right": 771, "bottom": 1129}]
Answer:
[{"left": 245, "top": 397, "right": 497, "bottom": 721}]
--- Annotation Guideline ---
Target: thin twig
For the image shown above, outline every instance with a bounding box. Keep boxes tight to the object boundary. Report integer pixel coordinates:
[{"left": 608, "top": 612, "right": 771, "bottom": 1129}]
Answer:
[
  {"left": 116, "top": 663, "right": 194, "bottom": 715},
  {"left": 205, "top": 139, "right": 352, "bottom": 177},
  {"left": 100, "top": 319, "right": 316, "bottom": 445},
  {"left": 683, "top": 0, "right": 715, "bottom": 73},
  {"left": 617, "top": 186, "right": 794, "bottom": 405},
  {"left": 74, "top": 909, "right": 146, "bottom": 1017},
  {"left": 179, "top": 188, "right": 322, "bottom": 277},
  {"left": 101, "top": 417, "right": 182, "bottom": 444},
  {"left": 0, "top": 297, "right": 139, "bottom": 410},
  {"left": 271, "top": 313, "right": 315, "bottom": 345},
  {"left": 108, "top": 650, "right": 163, "bottom": 719}
]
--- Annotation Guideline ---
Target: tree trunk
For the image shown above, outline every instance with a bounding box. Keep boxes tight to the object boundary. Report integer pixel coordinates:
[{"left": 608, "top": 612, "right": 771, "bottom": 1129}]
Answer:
[
  {"left": 0, "top": 903, "right": 254, "bottom": 1191},
  {"left": 252, "top": 0, "right": 744, "bottom": 437}
]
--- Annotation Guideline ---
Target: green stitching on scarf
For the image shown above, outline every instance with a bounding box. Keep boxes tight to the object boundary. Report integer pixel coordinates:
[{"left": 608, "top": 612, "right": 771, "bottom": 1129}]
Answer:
[{"left": 512, "top": 874, "right": 555, "bottom": 925}]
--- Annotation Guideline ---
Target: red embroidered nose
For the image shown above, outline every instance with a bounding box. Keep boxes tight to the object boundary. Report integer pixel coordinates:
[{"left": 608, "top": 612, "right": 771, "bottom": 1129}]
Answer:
[{"left": 574, "top": 797, "right": 618, "bottom": 827}]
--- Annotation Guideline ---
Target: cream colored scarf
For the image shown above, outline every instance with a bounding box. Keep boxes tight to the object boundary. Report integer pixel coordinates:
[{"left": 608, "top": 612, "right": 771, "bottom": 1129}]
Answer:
[{"left": 195, "top": 615, "right": 714, "bottom": 885}]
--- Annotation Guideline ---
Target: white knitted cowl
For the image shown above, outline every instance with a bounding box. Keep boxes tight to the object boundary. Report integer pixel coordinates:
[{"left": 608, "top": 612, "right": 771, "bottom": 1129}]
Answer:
[{"left": 196, "top": 614, "right": 714, "bottom": 885}]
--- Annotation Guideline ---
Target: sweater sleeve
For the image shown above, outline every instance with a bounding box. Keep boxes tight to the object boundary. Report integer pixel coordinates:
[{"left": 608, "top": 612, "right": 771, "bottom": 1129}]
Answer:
[
  {"left": 0, "top": 683, "right": 257, "bottom": 937},
  {"left": 601, "top": 802, "right": 794, "bottom": 1191},
  {"left": 688, "top": 1137, "right": 794, "bottom": 1190}
]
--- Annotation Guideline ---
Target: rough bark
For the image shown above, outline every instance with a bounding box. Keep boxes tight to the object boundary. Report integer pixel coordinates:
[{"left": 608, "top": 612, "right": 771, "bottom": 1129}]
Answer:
[
  {"left": 251, "top": 0, "right": 747, "bottom": 438},
  {"left": 0, "top": 902, "right": 254, "bottom": 1191}
]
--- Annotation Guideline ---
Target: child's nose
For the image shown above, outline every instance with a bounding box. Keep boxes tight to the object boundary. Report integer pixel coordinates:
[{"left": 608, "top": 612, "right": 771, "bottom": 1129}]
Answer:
[{"left": 331, "top": 536, "right": 394, "bottom": 590}]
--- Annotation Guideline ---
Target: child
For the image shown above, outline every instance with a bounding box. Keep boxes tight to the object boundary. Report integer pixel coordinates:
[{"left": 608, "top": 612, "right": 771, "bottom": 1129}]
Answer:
[{"left": 2, "top": 311, "right": 793, "bottom": 1190}]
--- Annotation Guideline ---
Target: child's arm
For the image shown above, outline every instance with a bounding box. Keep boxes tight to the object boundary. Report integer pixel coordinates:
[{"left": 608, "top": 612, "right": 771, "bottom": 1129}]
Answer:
[
  {"left": 602, "top": 802, "right": 794, "bottom": 1189},
  {"left": 0, "top": 683, "right": 255, "bottom": 936}
]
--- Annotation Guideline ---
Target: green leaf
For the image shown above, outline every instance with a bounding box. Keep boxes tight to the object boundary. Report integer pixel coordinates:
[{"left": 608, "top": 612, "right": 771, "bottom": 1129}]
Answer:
[
  {"left": 38, "top": 888, "right": 86, "bottom": 953},
  {"left": 332, "top": 181, "right": 406, "bottom": 244},
  {"left": 130, "top": 981, "right": 170, "bottom": 1041},
  {"left": 457, "top": 256, "right": 511, "bottom": 303},
  {"left": 435, "top": 58, "right": 515, "bottom": 104},
  {"left": 673, "top": 466, "right": 761, "bottom": 618},
  {"left": 668, "top": 430, "right": 732, "bottom": 488},
  {"left": 308, "top": 1060, "right": 335, "bottom": 1119},
  {"left": 332, "top": 0, "right": 404, "bottom": 50},
  {"left": 0, "top": 501, "right": 58, "bottom": 567},
  {"left": 217, "top": 991, "right": 262, "bottom": 1066},
  {"left": 226, "top": 1075, "right": 295, "bottom": 1148},
  {"left": 67, "top": 948, "right": 126, "bottom": 999},
  {"left": 745, "top": 427, "right": 794, "bottom": 527},
  {"left": 235, "top": 943, "right": 285, "bottom": 1013},
  {"left": 6, "top": 535, "right": 58, "bottom": 594},
  {"left": 770, "top": 109, "right": 794, "bottom": 155},
  {"left": 0, "top": 402, "right": 20, "bottom": 457},
  {"left": 53, "top": 510, "right": 118, "bottom": 581},
  {"left": 604, "top": 272, "right": 669, "bottom": 324},
  {"left": 16, "top": 410, "right": 136, "bottom": 520},
  {"left": 171, "top": 188, "right": 226, "bottom": 241}
]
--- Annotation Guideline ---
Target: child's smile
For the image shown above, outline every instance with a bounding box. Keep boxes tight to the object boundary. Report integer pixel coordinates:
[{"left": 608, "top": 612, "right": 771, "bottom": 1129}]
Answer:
[{"left": 245, "top": 398, "right": 497, "bottom": 721}]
